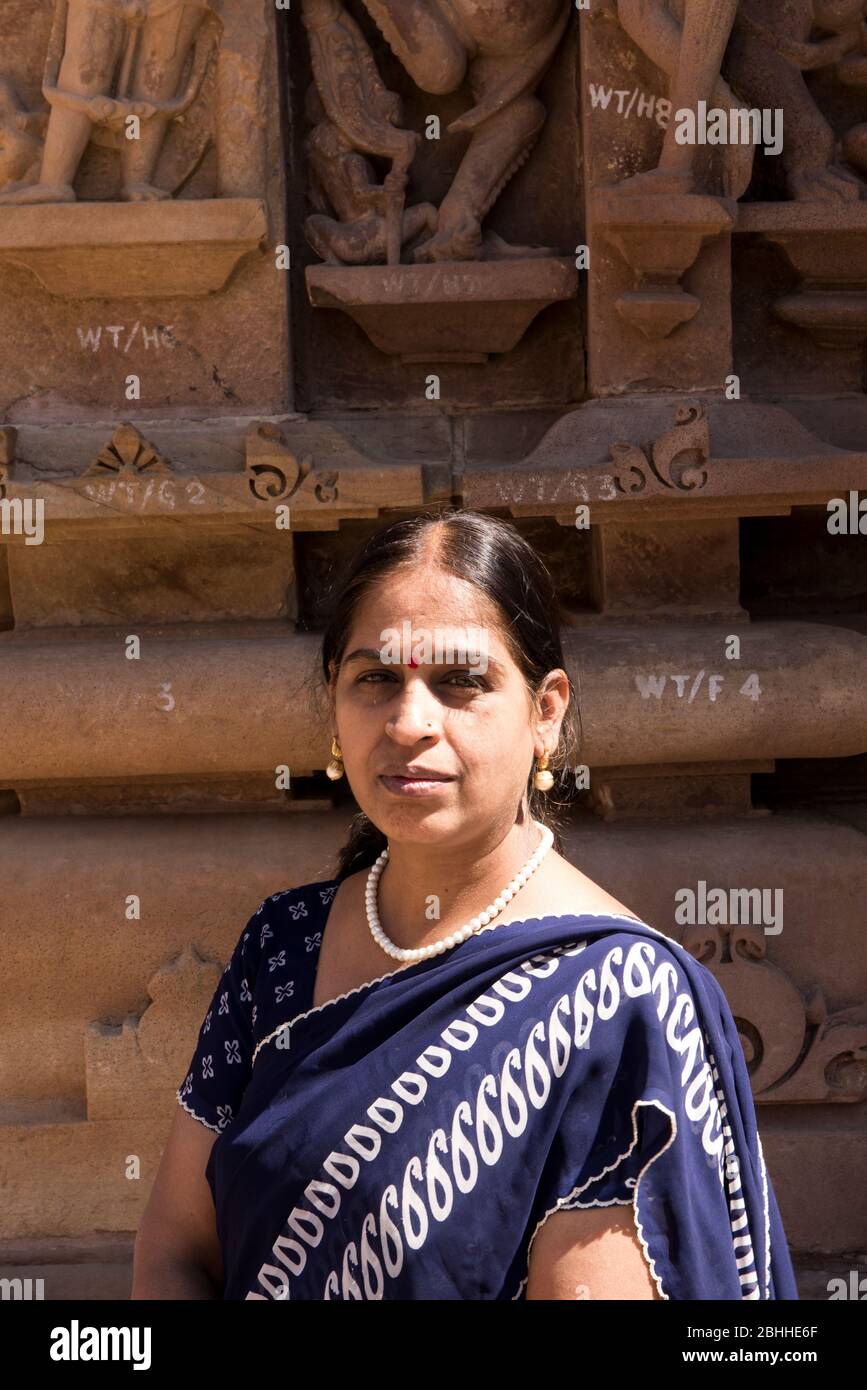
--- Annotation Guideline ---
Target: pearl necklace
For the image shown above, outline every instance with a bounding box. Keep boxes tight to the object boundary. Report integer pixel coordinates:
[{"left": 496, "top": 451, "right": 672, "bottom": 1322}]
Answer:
[{"left": 365, "top": 822, "right": 555, "bottom": 963}]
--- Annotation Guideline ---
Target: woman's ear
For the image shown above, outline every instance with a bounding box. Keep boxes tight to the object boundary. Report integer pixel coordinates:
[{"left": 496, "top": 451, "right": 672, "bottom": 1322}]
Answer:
[{"left": 534, "top": 669, "right": 570, "bottom": 756}]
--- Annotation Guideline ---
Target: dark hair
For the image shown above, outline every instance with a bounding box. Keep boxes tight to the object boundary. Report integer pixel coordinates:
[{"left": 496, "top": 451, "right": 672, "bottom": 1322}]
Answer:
[{"left": 320, "top": 509, "right": 580, "bottom": 879}]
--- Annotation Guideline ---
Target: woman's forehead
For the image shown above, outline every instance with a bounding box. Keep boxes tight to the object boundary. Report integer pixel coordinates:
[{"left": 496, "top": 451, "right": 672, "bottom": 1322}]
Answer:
[{"left": 350, "top": 567, "right": 506, "bottom": 636}]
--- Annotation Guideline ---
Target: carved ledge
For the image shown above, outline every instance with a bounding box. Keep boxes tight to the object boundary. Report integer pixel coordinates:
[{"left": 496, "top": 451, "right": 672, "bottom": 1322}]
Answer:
[
  {"left": 592, "top": 189, "right": 735, "bottom": 339},
  {"left": 0, "top": 199, "right": 268, "bottom": 299},
  {"left": 305, "top": 258, "right": 578, "bottom": 363},
  {"left": 463, "top": 397, "right": 867, "bottom": 521},
  {"left": 1, "top": 418, "right": 425, "bottom": 534},
  {"left": 738, "top": 203, "right": 867, "bottom": 349}
]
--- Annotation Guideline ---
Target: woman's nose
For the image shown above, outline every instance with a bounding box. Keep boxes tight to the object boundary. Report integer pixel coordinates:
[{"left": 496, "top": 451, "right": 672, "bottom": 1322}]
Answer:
[{"left": 385, "top": 680, "right": 440, "bottom": 743}]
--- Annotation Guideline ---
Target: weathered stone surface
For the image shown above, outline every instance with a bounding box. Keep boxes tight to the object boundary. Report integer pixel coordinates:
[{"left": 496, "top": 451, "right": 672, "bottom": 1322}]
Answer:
[
  {"left": 0, "top": 199, "right": 268, "bottom": 298},
  {"left": 0, "top": 1, "right": 287, "bottom": 417},
  {"left": 0, "top": 812, "right": 351, "bottom": 1127},
  {"left": 0, "top": 621, "right": 864, "bottom": 787},
  {"left": 464, "top": 397, "right": 867, "bottom": 520},
  {"left": 8, "top": 530, "right": 296, "bottom": 626},
  {"left": 306, "top": 258, "right": 578, "bottom": 362},
  {"left": 1, "top": 0, "right": 866, "bottom": 1293},
  {"left": 0, "top": 809, "right": 864, "bottom": 1248}
]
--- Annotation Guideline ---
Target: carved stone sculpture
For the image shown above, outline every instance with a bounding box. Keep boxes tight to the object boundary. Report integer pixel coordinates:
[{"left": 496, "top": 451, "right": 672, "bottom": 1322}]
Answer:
[
  {"left": 0, "top": 0, "right": 220, "bottom": 205},
  {"left": 613, "top": 0, "right": 745, "bottom": 197},
  {"left": 726, "top": 0, "right": 867, "bottom": 201},
  {"left": 0, "top": 80, "right": 49, "bottom": 195},
  {"left": 683, "top": 920, "right": 867, "bottom": 1102},
  {"left": 303, "top": 44, "right": 437, "bottom": 267},
  {"left": 302, "top": 0, "right": 571, "bottom": 265}
]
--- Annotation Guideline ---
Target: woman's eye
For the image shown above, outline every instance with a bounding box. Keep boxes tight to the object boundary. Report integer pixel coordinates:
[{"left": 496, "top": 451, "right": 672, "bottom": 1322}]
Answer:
[
  {"left": 354, "top": 669, "right": 486, "bottom": 690},
  {"left": 442, "top": 671, "right": 486, "bottom": 690}
]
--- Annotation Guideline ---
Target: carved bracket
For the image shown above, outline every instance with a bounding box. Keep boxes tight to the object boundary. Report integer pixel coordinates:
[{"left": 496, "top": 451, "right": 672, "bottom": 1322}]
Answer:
[
  {"left": 0, "top": 200, "right": 268, "bottom": 299},
  {"left": 85, "top": 424, "right": 173, "bottom": 479},
  {"left": 3, "top": 419, "right": 424, "bottom": 532},
  {"left": 85, "top": 946, "right": 220, "bottom": 1120},
  {"left": 592, "top": 188, "right": 735, "bottom": 339},
  {"left": 305, "top": 258, "right": 579, "bottom": 363},
  {"left": 245, "top": 423, "right": 335, "bottom": 505},
  {"left": 738, "top": 204, "right": 867, "bottom": 350}
]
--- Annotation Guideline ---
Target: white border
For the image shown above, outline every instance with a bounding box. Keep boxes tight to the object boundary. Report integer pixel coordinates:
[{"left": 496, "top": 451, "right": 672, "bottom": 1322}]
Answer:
[
  {"left": 176, "top": 1088, "right": 221, "bottom": 1135},
  {"left": 512, "top": 1096, "right": 677, "bottom": 1300},
  {"left": 251, "top": 910, "right": 648, "bottom": 1065},
  {"left": 757, "top": 1130, "right": 772, "bottom": 1299}
]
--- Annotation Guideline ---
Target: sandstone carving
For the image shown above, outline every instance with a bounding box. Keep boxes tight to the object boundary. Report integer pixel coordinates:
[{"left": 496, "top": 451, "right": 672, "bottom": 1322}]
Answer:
[
  {"left": 592, "top": 187, "right": 735, "bottom": 338},
  {"left": 302, "top": 0, "right": 571, "bottom": 266},
  {"left": 85, "top": 946, "right": 220, "bottom": 1119},
  {"left": 610, "top": 0, "right": 867, "bottom": 203},
  {"left": 683, "top": 921, "right": 867, "bottom": 1102},
  {"left": 610, "top": 403, "right": 710, "bottom": 494},
  {"left": 246, "top": 422, "right": 319, "bottom": 503},
  {"left": 84, "top": 422, "right": 173, "bottom": 478},
  {"left": 0, "top": 79, "right": 49, "bottom": 196},
  {"left": 0, "top": 0, "right": 220, "bottom": 206},
  {"left": 300, "top": 1, "right": 579, "bottom": 359},
  {"left": 739, "top": 201, "right": 867, "bottom": 348},
  {"left": 611, "top": 0, "right": 749, "bottom": 198},
  {"left": 727, "top": 0, "right": 867, "bottom": 203}
]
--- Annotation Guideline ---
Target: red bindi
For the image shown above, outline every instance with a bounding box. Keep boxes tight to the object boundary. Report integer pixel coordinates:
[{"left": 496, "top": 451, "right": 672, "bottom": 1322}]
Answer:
[{"left": 408, "top": 659, "right": 419, "bottom": 669}]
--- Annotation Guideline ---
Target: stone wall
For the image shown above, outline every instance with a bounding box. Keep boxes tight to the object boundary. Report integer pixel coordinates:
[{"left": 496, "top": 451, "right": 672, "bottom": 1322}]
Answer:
[{"left": 0, "top": 0, "right": 865, "bottom": 1300}]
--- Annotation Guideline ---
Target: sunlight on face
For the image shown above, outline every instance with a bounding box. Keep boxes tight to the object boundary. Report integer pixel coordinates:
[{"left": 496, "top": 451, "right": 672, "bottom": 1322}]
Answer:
[{"left": 332, "top": 565, "right": 540, "bottom": 849}]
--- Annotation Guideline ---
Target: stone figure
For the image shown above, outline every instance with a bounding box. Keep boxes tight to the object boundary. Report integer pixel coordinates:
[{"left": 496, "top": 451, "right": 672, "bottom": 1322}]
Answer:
[
  {"left": 0, "top": 0, "right": 219, "bottom": 205},
  {"left": 0, "top": 80, "right": 49, "bottom": 195},
  {"left": 302, "top": 0, "right": 571, "bottom": 265},
  {"left": 302, "top": 1, "right": 437, "bottom": 266},
  {"left": 611, "top": 0, "right": 745, "bottom": 196},
  {"left": 611, "top": 0, "right": 867, "bottom": 201},
  {"left": 835, "top": 5, "right": 867, "bottom": 173},
  {"left": 305, "top": 84, "right": 439, "bottom": 267},
  {"left": 726, "top": 0, "right": 867, "bottom": 201}
]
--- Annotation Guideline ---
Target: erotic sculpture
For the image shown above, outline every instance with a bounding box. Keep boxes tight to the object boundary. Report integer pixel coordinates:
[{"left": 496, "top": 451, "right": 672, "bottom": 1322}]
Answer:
[{"left": 302, "top": 0, "right": 571, "bottom": 265}]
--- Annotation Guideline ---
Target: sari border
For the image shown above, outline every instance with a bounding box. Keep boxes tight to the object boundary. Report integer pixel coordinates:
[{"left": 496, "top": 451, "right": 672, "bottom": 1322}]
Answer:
[
  {"left": 249, "top": 911, "right": 650, "bottom": 1067},
  {"left": 512, "top": 1095, "right": 677, "bottom": 1301},
  {"left": 757, "top": 1131, "right": 772, "bottom": 1300}
]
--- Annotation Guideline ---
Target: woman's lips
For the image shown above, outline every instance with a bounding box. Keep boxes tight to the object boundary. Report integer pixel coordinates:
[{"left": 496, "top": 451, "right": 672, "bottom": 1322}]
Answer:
[{"left": 379, "top": 774, "right": 454, "bottom": 798}]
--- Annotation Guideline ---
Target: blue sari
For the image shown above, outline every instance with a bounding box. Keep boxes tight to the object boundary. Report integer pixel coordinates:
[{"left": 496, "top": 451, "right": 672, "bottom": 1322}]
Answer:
[{"left": 177, "top": 879, "right": 798, "bottom": 1301}]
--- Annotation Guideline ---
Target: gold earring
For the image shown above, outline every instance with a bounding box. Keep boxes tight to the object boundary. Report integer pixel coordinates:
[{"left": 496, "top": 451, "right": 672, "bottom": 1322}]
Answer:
[
  {"left": 533, "top": 749, "right": 554, "bottom": 792},
  {"left": 326, "top": 737, "right": 345, "bottom": 781}
]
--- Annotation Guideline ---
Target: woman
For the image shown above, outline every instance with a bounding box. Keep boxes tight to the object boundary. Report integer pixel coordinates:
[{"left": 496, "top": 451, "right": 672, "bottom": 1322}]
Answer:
[{"left": 133, "top": 510, "right": 798, "bottom": 1301}]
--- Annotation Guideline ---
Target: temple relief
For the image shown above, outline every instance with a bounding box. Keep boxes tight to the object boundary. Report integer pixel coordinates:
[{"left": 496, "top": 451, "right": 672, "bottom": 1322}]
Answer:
[
  {"left": 0, "top": 0, "right": 221, "bottom": 205},
  {"left": 301, "top": 0, "right": 572, "bottom": 266},
  {"left": 726, "top": 0, "right": 867, "bottom": 201},
  {"left": 607, "top": 0, "right": 867, "bottom": 201}
]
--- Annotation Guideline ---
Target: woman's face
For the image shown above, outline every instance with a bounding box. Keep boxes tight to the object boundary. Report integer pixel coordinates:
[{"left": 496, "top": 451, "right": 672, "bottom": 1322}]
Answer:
[{"left": 331, "top": 563, "right": 567, "bottom": 849}]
